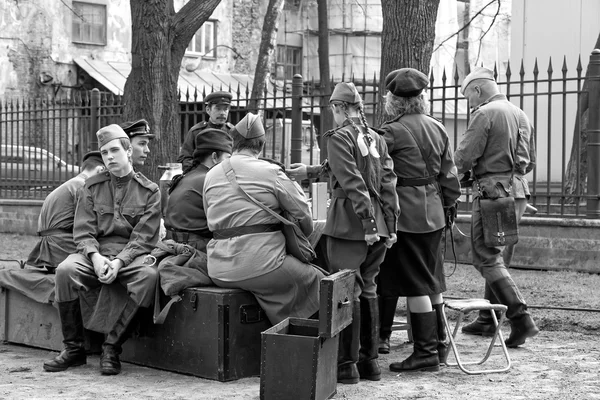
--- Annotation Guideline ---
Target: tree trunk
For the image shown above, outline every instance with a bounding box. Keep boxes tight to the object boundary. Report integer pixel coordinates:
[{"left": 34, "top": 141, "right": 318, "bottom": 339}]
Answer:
[
  {"left": 249, "top": 0, "right": 285, "bottom": 111},
  {"left": 122, "top": 0, "right": 221, "bottom": 183},
  {"left": 377, "top": 0, "right": 440, "bottom": 125},
  {"left": 564, "top": 32, "right": 600, "bottom": 203},
  {"left": 317, "top": 0, "right": 331, "bottom": 162}
]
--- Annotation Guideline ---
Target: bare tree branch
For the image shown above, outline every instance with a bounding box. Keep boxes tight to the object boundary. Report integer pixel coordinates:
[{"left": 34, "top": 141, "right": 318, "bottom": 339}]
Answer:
[{"left": 475, "top": 0, "right": 501, "bottom": 65}]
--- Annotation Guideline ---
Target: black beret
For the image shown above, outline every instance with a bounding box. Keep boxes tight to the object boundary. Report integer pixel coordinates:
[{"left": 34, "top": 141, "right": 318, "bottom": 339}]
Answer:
[
  {"left": 82, "top": 150, "right": 102, "bottom": 163},
  {"left": 204, "top": 91, "right": 232, "bottom": 105},
  {"left": 119, "top": 119, "right": 154, "bottom": 139},
  {"left": 193, "top": 128, "right": 233, "bottom": 157},
  {"left": 385, "top": 68, "right": 429, "bottom": 97}
]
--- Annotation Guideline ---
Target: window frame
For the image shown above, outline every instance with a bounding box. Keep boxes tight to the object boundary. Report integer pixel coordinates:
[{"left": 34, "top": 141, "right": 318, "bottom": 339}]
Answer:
[
  {"left": 275, "top": 45, "right": 303, "bottom": 81},
  {"left": 186, "top": 20, "right": 217, "bottom": 58},
  {"left": 71, "top": 1, "right": 107, "bottom": 46}
]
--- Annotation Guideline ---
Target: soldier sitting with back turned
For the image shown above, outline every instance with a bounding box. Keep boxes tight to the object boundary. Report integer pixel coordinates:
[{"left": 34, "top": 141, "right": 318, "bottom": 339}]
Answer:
[
  {"left": 43, "top": 124, "right": 161, "bottom": 376},
  {"left": 177, "top": 91, "right": 234, "bottom": 170}
]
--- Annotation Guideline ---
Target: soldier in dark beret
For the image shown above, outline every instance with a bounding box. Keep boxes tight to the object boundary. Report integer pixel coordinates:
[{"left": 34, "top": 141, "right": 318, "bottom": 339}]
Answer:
[
  {"left": 119, "top": 119, "right": 154, "bottom": 167},
  {"left": 177, "top": 91, "right": 234, "bottom": 170},
  {"left": 378, "top": 68, "right": 461, "bottom": 373}
]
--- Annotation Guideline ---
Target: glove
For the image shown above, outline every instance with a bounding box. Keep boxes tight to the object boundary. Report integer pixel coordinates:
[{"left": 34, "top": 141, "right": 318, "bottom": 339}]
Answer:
[{"left": 444, "top": 203, "right": 458, "bottom": 228}]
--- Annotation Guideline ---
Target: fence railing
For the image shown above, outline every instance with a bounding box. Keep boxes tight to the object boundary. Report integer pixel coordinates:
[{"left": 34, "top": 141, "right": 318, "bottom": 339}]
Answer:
[{"left": 1, "top": 53, "right": 598, "bottom": 219}]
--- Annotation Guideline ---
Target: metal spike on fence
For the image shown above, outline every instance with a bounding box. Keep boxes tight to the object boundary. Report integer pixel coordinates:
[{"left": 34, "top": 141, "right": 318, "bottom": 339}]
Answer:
[
  {"left": 576, "top": 55, "right": 583, "bottom": 76},
  {"left": 548, "top": 57, "right": 553, "bottom": 76},
  {"left": 533, "top": 58, "right": 539, "bottom": 77},
  {"left": 506, "top": 61, "right": 512, "bottom": 81},
  {"left": 453, "top": 64, "right": 460, "bottom": 85}
]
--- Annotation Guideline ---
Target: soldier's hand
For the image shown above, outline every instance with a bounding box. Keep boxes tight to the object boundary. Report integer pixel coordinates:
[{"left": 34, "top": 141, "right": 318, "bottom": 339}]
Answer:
[
  {"left": 91, "top": 253, "right": 111, "bottom": 279},
  {"left": 384, "top": 233, "right": 397, "bottom": 249},
  {"left": 365, "top": 233, "right": 380, "bottom": 246},
  {"left": 286, "top": 163, "right": 308, "bottom": 181},
  {"left": 99, "top": 259, "right": 123, "bottom": 285}
]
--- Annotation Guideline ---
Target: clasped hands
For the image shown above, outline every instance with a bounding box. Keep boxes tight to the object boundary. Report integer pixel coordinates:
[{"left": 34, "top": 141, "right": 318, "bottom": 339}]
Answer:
[{"left": 91, "top": 253, "right": 123, "bottom": 285}]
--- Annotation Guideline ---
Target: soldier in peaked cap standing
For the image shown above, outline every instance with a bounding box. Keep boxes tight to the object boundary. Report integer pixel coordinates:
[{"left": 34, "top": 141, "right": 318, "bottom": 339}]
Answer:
[
  {"left": 44, "top": 124, "right": 161, "bottom": 376},
  {"left": 378, "top": 68, "right": 461, "bottom": 373},
  {"left": 119, "top": 119, "right": 154, "bottom": 167},
  {"left": 27, "top": 151, "right": 106, "bottom": 272},
  {"left": 454, "top": 66, "right": 538, "bottom": 348},
  {"left": 203, "top": 113, "right": 325, "bottom": 326},
  {"left": 177, "top": 91, "right": 234, "bottom": 170}
]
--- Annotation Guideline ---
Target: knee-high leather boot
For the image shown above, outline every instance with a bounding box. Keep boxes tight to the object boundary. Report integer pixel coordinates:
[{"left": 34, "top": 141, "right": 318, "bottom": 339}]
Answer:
[
  {"left": 100, "top": 298, "right": 139, "bottom": 375},
  {"left": 43, "top": 299, "right": 86, "bottom": 372},
  {"left": 337, "top": 300, "right": 360, "bottom": 384},
  {"left": 490, "top": 278, "right": 539, "bottom": 348},
  {"left": 357, "top": 297, "right": 381, "bottom": 381},
  {"left": 378, "top": 295, "right": 398, "bottom": 354},
  {"left": 389, "top": 311, "right": 439, "bottom": 373},
  {"left": 462, "top": 282, "right": 499, "bottom": 336},
  {"left": 432, "top": 303, "right": 448, "bottom": 364}
]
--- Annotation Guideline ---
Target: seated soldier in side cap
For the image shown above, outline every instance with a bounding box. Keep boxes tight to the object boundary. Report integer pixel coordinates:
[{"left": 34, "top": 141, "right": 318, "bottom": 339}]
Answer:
[
  {"left": 177, "top": 91, "right": 235, "bottom": 170},
  {"left": 44, "top": 124, "right": 161, "bottom": 376},
  {"left": 26, "top": 151, "right": 106, "bottom": 273},
  {"left": 119, "top": 119, "right": 154, "bottom": 167},
  {"left": 203, "top": 113, "right": 325, "bottom": 326}
]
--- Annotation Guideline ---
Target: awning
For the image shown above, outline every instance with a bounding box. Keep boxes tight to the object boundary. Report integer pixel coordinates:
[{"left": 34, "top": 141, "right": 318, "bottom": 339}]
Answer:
[{"left": 73, "top": 57, "right": 318, "bottom": 112}]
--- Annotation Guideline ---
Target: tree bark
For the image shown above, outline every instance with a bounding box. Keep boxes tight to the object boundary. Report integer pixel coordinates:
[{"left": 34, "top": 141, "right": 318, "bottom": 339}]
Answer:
[
  {"left": 122, "top": 0, "right": 221, "bottom": 182},
  {"left": 377, "top": 0, "right": 440, "bottom": 125},
  {"left": 317, "top": 0, "right": 331, "bottom": 161},
  {"left": 249, "top": 0, "right": 285, "bottom": 111},
  {"left": 564, "top": 32, "right": 600, "bottom": 203}
]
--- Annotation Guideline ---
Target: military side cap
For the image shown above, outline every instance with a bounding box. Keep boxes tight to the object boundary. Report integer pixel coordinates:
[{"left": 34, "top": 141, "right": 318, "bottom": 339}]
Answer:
[
  {"left": 96, "top": 124, "right": 129, "bottom": 149},
  {"left": 82, "top": 150, "right": 102, "bottom": 163},
  {"left": 385, "top": 68, "right": 429, "bottom": 97},
  {"left": 204, "top": 91, "right": 232, "bottom": 105},
  {"left": 194, "top": 128, "right": 233, "bottom": 154},
  {"left": 119, "top": 119, "right": 153, "bottom": 139},
  {"left": 235, "top": 113, "right": 264, "bottom": 139},
  {"left": 330, "top": 82, "right": 362, "bottom": 104},
  {"left": 461, "top": 67, "right": 495, "bottom": 94}
]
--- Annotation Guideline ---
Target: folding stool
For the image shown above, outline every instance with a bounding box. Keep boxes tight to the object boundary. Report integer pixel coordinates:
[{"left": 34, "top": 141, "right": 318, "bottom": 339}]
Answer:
[{"left": 441, "top": 298, "right": 511, "bottom": 375}]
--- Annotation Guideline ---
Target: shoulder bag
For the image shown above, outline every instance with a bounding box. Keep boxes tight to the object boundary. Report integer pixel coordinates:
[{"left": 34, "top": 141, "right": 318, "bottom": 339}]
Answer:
[{"left": 221, "top": 158, "right": 316, "bottom": 263}]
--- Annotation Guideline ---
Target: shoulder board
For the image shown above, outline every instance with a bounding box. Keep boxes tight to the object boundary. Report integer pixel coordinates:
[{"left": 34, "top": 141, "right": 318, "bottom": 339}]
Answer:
[
  {"left": 225, "top": 122, "right": 235, "bottom": 130},
  {"left": 85, "top": 171, "right": 110, "bottom": 188},
  {"left": 133, "top": 172, "right": 159, "bottom": 193},
  {"left": 370, "top": 126, "right": 385, "bottom": 136},
  {"left": 471, "top": 100, "right": 491, "bottom": 113},
  {"left": 190, "top": 121, "right": 209, "bottom": 133},
  {"left": 323, "top": 126, "right": 347, "bottom": 138},
  {"left": 258, "top": 157, "right": 285, "bottom": 172}
]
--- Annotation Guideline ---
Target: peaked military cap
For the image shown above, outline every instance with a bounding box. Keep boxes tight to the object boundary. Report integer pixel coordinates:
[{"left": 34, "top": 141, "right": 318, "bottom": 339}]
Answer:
[
  {"left": 385, "top": 68, "right": 429, "bottom": 97},
  {"left": 235, "top": 113, "right": 264, "bottom": 139},
  {"left": 96, "top": 124, "right": 129, "bottom": 149},
  {"left": 330, "top": 82, "right": 362, "bottom": 104},
  {"left": 461, "top": 67, "right": 495, "bottom": 94},
  {"left": 119, "top": 119, "right": 154, "bottom": 139},
  {"left": 194, "top": 128, "right": 233, "bottom": 154},
  {"left": 204, "top": 91, "right": 232, "bottom": 105}
]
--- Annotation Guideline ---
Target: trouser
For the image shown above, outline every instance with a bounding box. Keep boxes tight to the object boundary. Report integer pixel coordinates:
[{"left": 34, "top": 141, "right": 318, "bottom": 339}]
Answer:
[{"left": 471, "top": 197, "right": 529, "bottom": 320}]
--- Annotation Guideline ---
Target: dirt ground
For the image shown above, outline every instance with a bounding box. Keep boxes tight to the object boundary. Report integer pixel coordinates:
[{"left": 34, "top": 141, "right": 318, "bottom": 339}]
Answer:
[{"left": 1, "top": 233, "right": 600, "bottom": 400}]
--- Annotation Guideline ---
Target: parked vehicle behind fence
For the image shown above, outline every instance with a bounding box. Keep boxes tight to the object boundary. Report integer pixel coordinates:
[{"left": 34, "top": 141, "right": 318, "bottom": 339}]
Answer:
[{"left": 0, "top": 145, "right": 79, "bottom": 193}]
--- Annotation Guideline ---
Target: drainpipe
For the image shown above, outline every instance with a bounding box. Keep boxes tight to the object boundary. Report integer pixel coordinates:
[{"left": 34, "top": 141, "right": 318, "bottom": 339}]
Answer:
[
  {"left": 89, "top": 88, "right": 100, "bottom": 155},
  {"left": 587, "top": 49, "right": 600, "bottom": 219}
]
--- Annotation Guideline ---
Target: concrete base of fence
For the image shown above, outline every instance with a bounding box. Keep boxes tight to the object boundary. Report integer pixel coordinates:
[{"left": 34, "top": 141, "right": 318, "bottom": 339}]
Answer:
[
  {"left": 448, "top": 215, "right": 600, "bottom": 274},
  {"left": 1, "top": 200, "right": 599, "bottom": 274}
]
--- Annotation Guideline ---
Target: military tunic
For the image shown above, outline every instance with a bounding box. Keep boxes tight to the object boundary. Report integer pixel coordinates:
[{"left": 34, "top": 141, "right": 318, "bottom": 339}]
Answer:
[
  {"left": 177, "top": 121, "right": 233, "bottom": 170},
  {"left": 55, "top": 170, "right": 161, "bottom": 311},
  {"left": 27, "top": 175, "right": 86, "bottom": 269}
]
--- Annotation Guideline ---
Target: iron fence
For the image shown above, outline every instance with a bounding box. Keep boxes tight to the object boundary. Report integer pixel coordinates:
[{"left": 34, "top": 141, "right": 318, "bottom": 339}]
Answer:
[{"left": 1, "top": 54, "right": 597, "bottom": 219}]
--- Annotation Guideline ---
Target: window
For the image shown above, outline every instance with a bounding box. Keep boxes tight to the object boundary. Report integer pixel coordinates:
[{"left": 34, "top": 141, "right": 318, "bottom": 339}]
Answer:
[
  {"left": 72, "top": 2, "right": 107, "bottom": 45},
  {"left": 275, "top": 45, "right": 302, "bottom": 80},
  {"left": 187, "top": 21, "right": 216, "bottom": 57}
]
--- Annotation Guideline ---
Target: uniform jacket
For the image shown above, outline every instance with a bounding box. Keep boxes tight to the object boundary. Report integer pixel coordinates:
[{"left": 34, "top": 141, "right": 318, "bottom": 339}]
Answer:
[
  {"left": 380, "top": 113, "right": 461, "bottom": 233},
  {"left": 454, "top": 93, "right": 536, "bottom": 199},
  {"left": 74, "top": 170, "right": 161, "bottom": 265},
  {"left": 324, "top": 118, "right": 399, "bottom": 241},
  {"left": 203, "top": 154, "right": 312, "bottom": 282},
  {"left": 164, "top": 164, "right": 210, "bottom": 236},
  {"left": 177, "top": 121, "right": 234, "bottom": 170}
]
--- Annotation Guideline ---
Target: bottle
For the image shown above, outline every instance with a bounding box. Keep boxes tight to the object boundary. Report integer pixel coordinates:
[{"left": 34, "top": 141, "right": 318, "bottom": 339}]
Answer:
[{"left": 158, "top": 163, "right": 183, "bottom": 216}]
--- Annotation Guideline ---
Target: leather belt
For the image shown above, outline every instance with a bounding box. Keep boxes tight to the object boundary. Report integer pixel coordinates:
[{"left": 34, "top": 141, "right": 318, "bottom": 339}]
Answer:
[
  {"left": 166, "top": 229, "right": 212, "bottom": 243},
  {"left": 213, "top": 224, "right": 280, "bottom": 239},
  {"left": 38, "top": 227, "right": 73, "bottom": 237},
  {"left": 396, "top": 176, "right": 437, "bottom": 187}
]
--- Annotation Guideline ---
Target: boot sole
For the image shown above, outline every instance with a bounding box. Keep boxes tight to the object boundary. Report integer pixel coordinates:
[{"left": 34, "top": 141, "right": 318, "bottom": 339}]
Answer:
[
  {"left": 360, "top": 374, "right": 381, "bottom": 381},
  {"left": 505, "top": 328, "right": 540, "bottom": 348},
  {"left": 378, "top": 348, "right": 390, "bottom": 354},
  {"left": 43, "top": 360, "right": 86, "bottom": 372},
  {"left": 338, "top": 377, "right": 360, "bottom": 384},
  {"left": 389, "top": 364, "right": 440, "bottom": 373}
]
